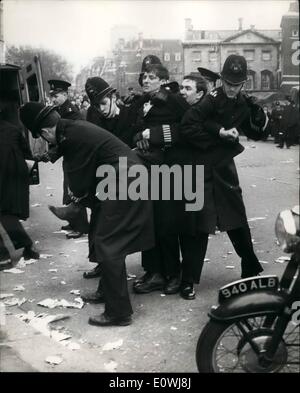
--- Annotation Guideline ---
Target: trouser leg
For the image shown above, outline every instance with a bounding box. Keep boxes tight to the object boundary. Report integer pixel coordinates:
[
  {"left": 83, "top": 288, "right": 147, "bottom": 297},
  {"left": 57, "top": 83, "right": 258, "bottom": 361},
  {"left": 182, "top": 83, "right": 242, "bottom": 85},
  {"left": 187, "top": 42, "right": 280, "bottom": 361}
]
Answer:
[
  {"left": 227, "top": 226, "right": 263, "bottom": 277},
  {"left": 68, "top": 206, "right": 89, "bottom": 233},
  {"left": 100, "top": 256, "right": 133, "bottom": 319},
  {"left": 180, "top": 233, "right": 209, "bottom": 284},
  {"left": 159, "top": 234, "right": 181, "bottom": 278},
  {"left": 141, "top": 244, "right": 164, "bottom": 274},
  {"left": 0, "top": 214, "right": 32, "bottom": 250}
]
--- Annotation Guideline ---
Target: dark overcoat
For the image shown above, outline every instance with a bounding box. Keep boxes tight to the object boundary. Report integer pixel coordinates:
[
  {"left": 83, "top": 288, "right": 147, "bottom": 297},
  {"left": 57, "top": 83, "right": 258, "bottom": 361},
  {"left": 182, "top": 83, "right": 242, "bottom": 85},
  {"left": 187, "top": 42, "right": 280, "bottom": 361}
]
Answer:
[
  {"left": 57, "top": 99, "right": 83, "bottom": 120},
  {"left": 86, "top": 105, "right": 136, "bottom": 147},
  {"left": 55, "top": 119, "right": 154, "bottom": 261},
  {"left": 131, "top": 90, "right": 189, "bottom": 235},
  {"left": 0, "top": 120, "right": 32, "bottom": 219},
  {"left": 178, "top": 87, "right": 268, "bottom": 234}
]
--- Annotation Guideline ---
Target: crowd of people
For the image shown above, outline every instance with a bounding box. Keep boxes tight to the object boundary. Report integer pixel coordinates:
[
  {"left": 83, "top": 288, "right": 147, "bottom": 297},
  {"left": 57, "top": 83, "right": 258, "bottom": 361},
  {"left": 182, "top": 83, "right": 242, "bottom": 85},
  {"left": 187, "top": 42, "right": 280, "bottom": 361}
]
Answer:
[{"left": 0, "top": 53, "right": 291, "bottom": 327}]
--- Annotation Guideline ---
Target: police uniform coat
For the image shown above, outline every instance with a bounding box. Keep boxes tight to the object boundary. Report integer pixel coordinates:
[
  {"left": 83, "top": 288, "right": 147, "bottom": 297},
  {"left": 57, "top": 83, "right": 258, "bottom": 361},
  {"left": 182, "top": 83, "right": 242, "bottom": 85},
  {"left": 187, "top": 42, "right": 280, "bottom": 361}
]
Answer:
[
  {"left": 54, "top": 119, "right": 154, "bottom": 261},
  {"left": 179, "top": 87, "right": 268, "bottom": 234},
  {"left": 86, "top": 105, "right": 136, "bottom": 147},
  {"left": 56, "top": 99, "right": 83, "bottom": 121}
]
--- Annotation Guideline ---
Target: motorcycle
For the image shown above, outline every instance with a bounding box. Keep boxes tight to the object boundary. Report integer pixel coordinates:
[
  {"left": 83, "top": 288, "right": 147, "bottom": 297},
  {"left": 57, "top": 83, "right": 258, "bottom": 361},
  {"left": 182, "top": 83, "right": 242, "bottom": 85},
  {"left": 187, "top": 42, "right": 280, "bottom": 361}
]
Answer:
[{"left": 196, "top": 206, "right": 300, "bottom": 373}]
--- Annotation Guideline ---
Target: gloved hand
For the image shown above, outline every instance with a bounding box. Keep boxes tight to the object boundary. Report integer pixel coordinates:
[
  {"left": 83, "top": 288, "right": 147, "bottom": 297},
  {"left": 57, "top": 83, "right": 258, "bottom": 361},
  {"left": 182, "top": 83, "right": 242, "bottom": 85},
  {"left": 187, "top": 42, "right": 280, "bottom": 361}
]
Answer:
[
  {"left": 33, "top": 152, "right": 51, "bottom": 162},
  {"left": 137, "top": 139, "right": 150, "bottom": 152},
  {"left": 244, "top": 94, "right": 266, "bottom": 127}
]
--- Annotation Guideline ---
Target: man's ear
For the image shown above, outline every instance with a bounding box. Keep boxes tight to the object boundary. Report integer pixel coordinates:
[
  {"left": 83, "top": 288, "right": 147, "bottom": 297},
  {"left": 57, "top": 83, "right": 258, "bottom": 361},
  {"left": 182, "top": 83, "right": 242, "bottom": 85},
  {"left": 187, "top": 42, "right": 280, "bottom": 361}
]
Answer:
[{"left": 197, "top": 91, "right": 205, "bottom": 100}]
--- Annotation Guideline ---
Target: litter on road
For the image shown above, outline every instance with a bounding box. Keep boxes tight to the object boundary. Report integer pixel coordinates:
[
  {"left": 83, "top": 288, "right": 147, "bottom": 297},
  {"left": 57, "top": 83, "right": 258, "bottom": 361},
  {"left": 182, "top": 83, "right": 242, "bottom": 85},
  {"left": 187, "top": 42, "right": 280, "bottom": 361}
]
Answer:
[
  {"left": 13, "top": 285, "right": 25, "bottom": 291},
  {"left": 40, "top": 254, "right": 54, "bottom": 259},
  {"left": 3, "top": 268, "right": 24, "bottom": 274},
  {"left": 45, "top": 356, "right": 63, "bottom": 365},
  {"left": 103, "top": 339, "right": 123, "bottom": 351},
  {"left": 3, "top": 297, "right": 26, "bottom": 306},
  {"left": 38, "top": 297, "right": 84, "bottom": 309},
  {"left": 104, "top": 360, "right": 118, "bottom": 372},
  {"left": 0, "top": 293, "right": 14, "bottom": 299}
]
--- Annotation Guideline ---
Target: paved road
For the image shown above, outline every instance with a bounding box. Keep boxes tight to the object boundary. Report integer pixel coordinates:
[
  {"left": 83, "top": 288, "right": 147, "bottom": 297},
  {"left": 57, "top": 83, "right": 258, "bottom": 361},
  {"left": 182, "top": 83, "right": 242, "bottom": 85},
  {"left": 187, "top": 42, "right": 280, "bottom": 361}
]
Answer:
[{"left": 0, "top": 138, "right": 299, "bottom": 373}]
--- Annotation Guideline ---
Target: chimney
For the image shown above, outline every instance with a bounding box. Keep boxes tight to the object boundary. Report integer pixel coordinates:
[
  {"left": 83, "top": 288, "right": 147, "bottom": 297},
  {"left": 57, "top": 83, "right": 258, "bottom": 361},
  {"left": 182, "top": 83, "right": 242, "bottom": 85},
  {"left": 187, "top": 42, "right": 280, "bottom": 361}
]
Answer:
[{"left": 238, "top": 17, "right": 243, "bottom": 31}]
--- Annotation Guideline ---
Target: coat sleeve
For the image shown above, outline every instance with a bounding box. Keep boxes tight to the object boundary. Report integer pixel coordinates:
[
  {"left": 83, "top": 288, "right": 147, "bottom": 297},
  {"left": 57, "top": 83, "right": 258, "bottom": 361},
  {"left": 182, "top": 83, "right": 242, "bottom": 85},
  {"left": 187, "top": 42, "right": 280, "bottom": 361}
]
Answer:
[
  {"left": 147, "top": 93, "right": 190, "bottom": 147},
  {"left": 179, "top": 96, "right": 223, "bottom": 149},
  {"left": 238, "top": 99, "right": 269, "bottom": 141}
]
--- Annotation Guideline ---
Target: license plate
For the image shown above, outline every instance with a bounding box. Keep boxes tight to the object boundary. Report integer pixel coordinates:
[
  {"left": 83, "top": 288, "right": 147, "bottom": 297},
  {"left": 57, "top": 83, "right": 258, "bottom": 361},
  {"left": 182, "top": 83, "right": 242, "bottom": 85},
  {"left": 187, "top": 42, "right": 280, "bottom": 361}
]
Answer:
[{"left": 218, "top": 275, "right": 279, "bottom": 303}]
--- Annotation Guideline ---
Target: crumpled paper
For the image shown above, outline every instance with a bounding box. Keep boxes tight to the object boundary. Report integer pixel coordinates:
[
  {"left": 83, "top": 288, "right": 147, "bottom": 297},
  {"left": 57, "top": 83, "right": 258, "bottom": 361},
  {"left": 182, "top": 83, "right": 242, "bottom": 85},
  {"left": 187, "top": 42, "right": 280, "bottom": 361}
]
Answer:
[{"left": 37, "top": 297, "right": 84, "bottom": 309}]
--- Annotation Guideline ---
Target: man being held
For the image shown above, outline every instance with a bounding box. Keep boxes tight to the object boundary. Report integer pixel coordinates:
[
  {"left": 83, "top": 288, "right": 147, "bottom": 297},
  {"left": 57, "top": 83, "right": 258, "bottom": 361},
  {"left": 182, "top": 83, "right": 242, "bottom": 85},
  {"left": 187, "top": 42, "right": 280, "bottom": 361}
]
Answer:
[{"left": 46, "top": 79, "right": 89, "bottom": 239}]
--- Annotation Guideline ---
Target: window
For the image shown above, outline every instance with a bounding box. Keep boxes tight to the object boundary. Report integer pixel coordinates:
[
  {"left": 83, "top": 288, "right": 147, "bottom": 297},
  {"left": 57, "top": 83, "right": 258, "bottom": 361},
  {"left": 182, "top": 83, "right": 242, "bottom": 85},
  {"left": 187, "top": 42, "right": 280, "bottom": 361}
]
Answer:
[
  {"left": 262, "top": 51, "right": 271, "bottom": 61},
  {"left": 192, "top": 51, "right": 202, "bottom": 62},
  {"left": 244, "top": 50, "right": 255, "bottom": 61},
  {"left": 164, "top": 53, "right": 170, "bottom": 61},
  {"left": 227, "top": 50, "right": 238, "bottom": 56},
  {"left": 261, "top": 70, "right": 272, "bottom": 90},
  {"left": 209, "top": 51, "right": 217, "bottom": 62},
  {"left": 245, "top": 70, "right": 256, "bottom": 90},
  {"left": 175, "top": 52, "right": 181, "bottom": 61},
  {"left": 292, "top": 29, "right": 299, "bottom": 37}
]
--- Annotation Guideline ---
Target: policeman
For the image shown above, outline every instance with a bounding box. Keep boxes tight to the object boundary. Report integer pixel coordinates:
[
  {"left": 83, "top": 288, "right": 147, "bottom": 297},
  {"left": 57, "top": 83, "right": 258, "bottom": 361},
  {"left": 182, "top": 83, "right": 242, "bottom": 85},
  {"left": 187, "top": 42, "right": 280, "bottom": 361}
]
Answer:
[
  {"left": 46, "top": 79, "right": 88, "bottom": 238},
  {"left": 180, "top": 54, "right": 269, "bottom": 287},
  {"left": 48, "top": 79, "right": 82, "bottom": 120}
]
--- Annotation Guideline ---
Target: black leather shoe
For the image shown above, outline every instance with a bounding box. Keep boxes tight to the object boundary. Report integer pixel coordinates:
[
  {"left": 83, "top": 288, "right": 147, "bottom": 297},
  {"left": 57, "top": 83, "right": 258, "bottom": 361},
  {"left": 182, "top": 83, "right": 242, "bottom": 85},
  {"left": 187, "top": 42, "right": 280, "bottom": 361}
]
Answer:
[
  {"left": 83, "top": 264, "right": 102, "bottom": 279},
  {"left": 49, "top": 203, "right": 81, "bottom": 221},
  {"left": 164, "top": 275, "right": 181, "bottom": 295},
  {"left": 66, "top": 231, "right": 83, "bottom": 239},
  {"left": 23, "top": 246, "right": 40, "bottom": 260},
  {"left": 180, "top": 283, "right": 195, "bottom": 300},
  {"left": 88, "top": 313, "right": 132, "bottom": 327},
  {"left": 133, "top": 273, "right": 165, "bottom": 294},
  {"left": 133, "top": 271, "right": 152, "bottom": 288},
  {"left": 81, "top": 290, "right": 104, "bottom": 303}
]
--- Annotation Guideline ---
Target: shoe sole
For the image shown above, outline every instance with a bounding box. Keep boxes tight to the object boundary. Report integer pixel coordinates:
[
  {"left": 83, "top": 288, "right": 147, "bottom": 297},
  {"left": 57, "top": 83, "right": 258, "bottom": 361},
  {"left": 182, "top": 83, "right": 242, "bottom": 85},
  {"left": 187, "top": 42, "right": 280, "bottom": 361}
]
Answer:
[
  {"left": 133, "top": 284, "right": 165, "bottom": 294},
  {"left": 88, "top": 318, "right": 132, "bottom": 326}
]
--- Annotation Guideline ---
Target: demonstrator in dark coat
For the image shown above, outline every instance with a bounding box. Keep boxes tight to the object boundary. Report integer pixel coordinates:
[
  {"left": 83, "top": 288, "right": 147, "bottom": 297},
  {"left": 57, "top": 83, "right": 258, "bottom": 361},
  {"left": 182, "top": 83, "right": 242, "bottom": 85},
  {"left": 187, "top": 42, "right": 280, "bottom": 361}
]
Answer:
[{"left": 20, "top": 102, "right": 154, "bottom": 327}]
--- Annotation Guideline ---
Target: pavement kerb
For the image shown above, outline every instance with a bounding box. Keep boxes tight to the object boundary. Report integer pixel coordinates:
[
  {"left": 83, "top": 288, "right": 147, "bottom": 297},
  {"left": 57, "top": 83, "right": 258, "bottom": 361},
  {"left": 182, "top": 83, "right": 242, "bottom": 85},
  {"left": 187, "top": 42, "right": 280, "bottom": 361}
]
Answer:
[{"left": 1, "top": 314, "right": 111, "bottom": 372}]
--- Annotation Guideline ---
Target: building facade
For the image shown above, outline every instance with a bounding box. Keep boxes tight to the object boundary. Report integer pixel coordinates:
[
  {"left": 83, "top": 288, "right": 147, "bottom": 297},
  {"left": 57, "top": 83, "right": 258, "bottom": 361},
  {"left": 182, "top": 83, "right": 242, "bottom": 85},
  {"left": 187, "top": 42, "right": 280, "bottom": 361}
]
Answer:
[
  {"left": 102, "top": 34, "right": 184, "bottom": 97},
  {"left": 280, "top": 1, "right": 299, "bottom": 93},
  {"left": 183, "top": 18, "right": 281, "bottom": 97}
]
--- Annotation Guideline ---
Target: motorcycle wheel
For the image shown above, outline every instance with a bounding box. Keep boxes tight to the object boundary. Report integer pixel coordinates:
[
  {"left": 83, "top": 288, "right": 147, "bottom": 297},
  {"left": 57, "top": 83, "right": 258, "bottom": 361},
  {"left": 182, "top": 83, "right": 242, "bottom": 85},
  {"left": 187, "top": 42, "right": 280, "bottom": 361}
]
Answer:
[{"left": 196, "top": 316, "right": 299, "bottom": 373}]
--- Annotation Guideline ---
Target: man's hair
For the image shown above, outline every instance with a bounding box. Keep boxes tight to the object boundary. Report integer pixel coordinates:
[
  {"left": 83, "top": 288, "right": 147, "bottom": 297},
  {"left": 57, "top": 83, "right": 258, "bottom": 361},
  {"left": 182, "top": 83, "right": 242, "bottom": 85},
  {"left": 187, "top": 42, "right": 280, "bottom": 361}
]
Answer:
[
  {"left": 183, "top": 75, "right": 207, "bottom": 95},
  {"left": 144, "top": 64, "right": 169, "bottom": 81}
]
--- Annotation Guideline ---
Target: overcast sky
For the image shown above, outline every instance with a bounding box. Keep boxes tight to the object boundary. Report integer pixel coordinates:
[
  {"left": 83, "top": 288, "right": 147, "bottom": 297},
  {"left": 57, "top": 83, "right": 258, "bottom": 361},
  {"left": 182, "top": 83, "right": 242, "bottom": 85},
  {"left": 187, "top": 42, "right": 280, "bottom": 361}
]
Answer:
[{"left": 3, "top": 0, "right": 292, "bottom": 74}]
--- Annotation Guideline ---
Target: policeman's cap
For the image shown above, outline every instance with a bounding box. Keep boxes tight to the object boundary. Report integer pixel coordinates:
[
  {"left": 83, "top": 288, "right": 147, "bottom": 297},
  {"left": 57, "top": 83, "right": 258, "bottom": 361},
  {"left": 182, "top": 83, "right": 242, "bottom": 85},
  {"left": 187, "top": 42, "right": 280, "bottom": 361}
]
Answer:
[
  {"left": 220, "top": 55, "right": 247, "bottom": 85},
  {"left": 197, "top": 67, "right": 220, "bottom": 83},
  {"left": 85, "top": 77, "right": 116, "bottom": 104},
  {"left": 20, "top": 102, "right": 58, "bottom": 138},
  {"left": 139, "top": 55, "right": 162, "bottom": 86},
  {"left": 48, "top": 79, "right": 71, "bottom": 96}
]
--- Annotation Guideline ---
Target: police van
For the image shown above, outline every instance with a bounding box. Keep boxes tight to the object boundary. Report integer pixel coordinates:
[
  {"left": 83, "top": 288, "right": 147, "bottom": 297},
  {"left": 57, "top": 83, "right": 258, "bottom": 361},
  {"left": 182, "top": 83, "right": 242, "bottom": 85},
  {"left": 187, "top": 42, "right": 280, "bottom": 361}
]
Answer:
[{"left": 0, "top": 55, "right": 46, "bottom": 184}]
